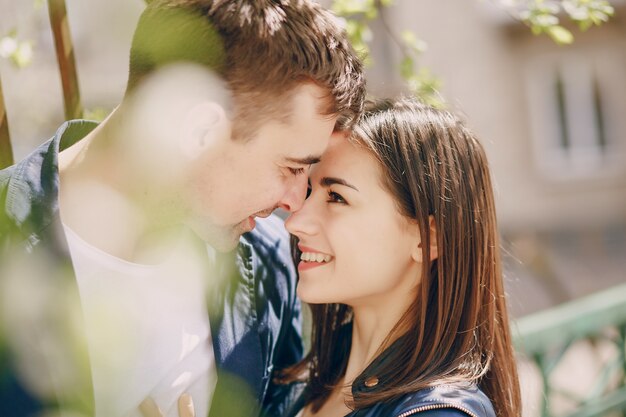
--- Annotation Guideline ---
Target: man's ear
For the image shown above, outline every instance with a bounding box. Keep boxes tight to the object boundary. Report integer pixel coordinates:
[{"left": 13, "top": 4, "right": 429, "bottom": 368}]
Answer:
[
  {"left": 411, "top": 215, "right": 439, "bottom": 263},
  {"left": 180, "top": 101, "right": 231, "bottom": 158}
]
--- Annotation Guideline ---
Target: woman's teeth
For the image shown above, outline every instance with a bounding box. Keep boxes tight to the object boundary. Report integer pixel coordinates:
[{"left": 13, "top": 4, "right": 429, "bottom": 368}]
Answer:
[{"left": 300, "top": 252, "right": 332, "bottom": 263}]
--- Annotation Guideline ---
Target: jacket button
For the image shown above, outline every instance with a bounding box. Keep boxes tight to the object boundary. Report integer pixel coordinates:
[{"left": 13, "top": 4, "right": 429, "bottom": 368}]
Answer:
[{"left": 364, "top": 376, "right": 379, "bottom": 387}]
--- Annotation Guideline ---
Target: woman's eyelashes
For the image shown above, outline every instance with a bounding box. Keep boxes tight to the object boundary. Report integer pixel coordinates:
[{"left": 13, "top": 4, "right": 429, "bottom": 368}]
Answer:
[
  {"left": 327, "top": 190, "right": 347, "bottom": 204},
  {"left": 305, "top": 181, "right": 347, "bottom": 204}
]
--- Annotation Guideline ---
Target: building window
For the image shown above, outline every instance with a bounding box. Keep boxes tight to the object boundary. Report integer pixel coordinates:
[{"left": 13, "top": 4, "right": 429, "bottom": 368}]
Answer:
[{"left": 525, "top": 50, "right": 626, "bottom": 181}]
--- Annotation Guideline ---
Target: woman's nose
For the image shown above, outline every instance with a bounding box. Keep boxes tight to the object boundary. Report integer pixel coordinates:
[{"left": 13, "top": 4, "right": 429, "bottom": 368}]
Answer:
[{"left": 285, "top": 197, "right": 318, "bottom": 238}]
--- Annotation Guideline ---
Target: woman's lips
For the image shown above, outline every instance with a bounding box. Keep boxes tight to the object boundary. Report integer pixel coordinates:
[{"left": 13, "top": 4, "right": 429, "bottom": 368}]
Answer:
[{"left": 297, "top": 245, "right": 333, "bottom": 271}]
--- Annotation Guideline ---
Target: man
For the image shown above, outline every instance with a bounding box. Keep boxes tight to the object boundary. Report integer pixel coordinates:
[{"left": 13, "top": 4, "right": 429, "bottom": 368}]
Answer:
[{"left": 0, "top": 1, "right": 365, "bottom": 416}]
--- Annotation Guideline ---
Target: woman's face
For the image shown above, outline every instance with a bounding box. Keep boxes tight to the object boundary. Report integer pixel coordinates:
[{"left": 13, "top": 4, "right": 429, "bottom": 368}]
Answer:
[{"left": 285, "top": 135, "right": 423, "bottom": 308}]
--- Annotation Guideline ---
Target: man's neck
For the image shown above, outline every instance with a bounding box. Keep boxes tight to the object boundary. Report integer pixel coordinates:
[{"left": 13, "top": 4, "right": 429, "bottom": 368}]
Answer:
[{"left": 58, "top": 111, "right": 180, "bottom": 264}]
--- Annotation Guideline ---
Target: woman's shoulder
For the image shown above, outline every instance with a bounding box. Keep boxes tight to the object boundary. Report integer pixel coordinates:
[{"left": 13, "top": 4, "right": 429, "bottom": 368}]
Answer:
[
  {"left": 394, "top": 384, "right": 495, "bottom": 417},
  {"left": 350, "top": 383, "right": 496, "bottom": 417}
]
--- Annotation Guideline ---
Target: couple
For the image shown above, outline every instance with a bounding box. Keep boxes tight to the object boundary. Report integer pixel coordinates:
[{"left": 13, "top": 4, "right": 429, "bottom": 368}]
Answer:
[{"left": 0, "top": 1, "right": 520, "bottom": 417}]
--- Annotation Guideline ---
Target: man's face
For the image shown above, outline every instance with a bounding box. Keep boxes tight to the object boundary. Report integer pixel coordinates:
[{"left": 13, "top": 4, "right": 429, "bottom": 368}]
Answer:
[{"left": 184, "top": 83, "right": 337, "bottom": 251}]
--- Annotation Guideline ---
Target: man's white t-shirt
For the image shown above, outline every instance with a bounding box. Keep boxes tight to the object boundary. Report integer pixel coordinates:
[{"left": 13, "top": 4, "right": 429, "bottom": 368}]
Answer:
[{"left": 63, "top": 224, "right": 217, "bottom": 417}]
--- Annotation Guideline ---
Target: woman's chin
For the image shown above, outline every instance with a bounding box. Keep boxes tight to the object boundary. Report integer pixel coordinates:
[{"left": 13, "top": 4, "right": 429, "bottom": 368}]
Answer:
[{"left": 296, "top": 284, "right": 335, "bottom": 305}]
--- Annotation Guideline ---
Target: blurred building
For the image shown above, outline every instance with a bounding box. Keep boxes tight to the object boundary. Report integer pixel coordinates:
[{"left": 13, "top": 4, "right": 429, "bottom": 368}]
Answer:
[{"left": 363, "top": 0, "right": 626, "bottom": 318}]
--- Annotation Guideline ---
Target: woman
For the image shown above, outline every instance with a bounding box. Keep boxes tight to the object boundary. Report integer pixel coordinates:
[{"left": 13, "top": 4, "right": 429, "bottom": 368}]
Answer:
[{"left": 281, "top": 98, "right": 521, "bottom": 417}]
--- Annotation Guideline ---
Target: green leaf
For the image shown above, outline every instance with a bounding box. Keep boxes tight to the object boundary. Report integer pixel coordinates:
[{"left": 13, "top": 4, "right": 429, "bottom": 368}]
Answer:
[
  {"left": 83, "top": 107, "right": 111, "bottom": 122},
  {"left": 400, "top": 56, "right": 414, "bottom": 79},
  {"left": 589, "top": 10, "right": 608, "bottom": 25},
  {"left": 332, "top": 0, "right": 373, "bottom": 17},
  {"left": 578, "top": 19, "right": 593, "bottom": 31},
  {"left": 401, "top": 30, "right": 417, "bottom": 45},
  {"left": 547, "top": 25, "right": 574, "bottom": 44},
  {"left": 11, "top": 41, "right": 33, "bottom": 68},
  {"left": 346, "top": 19, "right": 364, "bottom": 41},
  {"left": 353, "top": 39, "right": 370, "bottom": 55},
  {"left": 400, "top": 30, "right": 426, "bottom": 55},
  {"left": 365, "top": 8, "right": 378, "bottom": 19}
]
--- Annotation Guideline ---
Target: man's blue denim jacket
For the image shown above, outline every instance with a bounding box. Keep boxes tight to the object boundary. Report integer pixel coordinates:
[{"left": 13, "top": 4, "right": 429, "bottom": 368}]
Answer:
[{"left": 0, "top": 120, "right": 303, "bottom": 417}]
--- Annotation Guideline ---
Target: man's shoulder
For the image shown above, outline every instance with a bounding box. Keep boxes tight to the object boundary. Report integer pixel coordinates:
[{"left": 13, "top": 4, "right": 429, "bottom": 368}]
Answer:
[
  {"left": 0, "top": 136, "right": 58, "bottom": 235},
  {"left": 0, "top": 162, "right": 15, "bottom": 194},
  {"left": 0, "top": 120, "right": 85, "bottom": 203},
  {"left": 0, "top": 120, "right": 97, "bottom": 240}
]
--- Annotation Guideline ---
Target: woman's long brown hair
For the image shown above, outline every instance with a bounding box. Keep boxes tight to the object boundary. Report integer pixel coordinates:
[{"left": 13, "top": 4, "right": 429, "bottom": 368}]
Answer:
[{"left": 281, "top": 98, "right": 521, "bottom": 417}]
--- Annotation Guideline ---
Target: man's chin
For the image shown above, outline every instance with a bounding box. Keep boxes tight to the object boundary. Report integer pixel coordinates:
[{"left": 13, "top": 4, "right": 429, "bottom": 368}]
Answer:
[
  {"left": 189, "top": 218, "right": 253, "bottom": 252},
  {"left": 208, "top": 234, "right": 241, "bottom": 252}
]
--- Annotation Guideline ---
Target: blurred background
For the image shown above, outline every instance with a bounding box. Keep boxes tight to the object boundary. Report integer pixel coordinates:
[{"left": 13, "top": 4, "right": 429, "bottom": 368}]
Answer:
[{"left": 1, "top": 1, "right": 625, "bottom": 416}]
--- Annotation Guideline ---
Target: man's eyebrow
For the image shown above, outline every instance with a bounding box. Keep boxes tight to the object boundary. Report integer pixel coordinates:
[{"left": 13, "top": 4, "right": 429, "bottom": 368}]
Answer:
[
  {"left": 285, "top": 155, "right": 322, "bottom": 165},
  {"left": 321, "top": 177, "right": 359, "bottom": 191}
]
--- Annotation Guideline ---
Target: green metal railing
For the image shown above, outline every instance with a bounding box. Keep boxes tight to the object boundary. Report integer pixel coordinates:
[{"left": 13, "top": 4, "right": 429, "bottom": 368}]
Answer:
[{"left": 514, "top": 282, "right": 626, "bottom": 417}]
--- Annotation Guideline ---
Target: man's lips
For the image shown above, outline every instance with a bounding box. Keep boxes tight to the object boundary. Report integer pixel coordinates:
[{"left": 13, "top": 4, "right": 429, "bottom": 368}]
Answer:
[
  {"left": 242, "top": 209, "right": 275, "bottom": 232},
  {"left": 241, "top": 216, "right": 255, "bottom": 232},
  {"left": 253, "top": 207, "right": 277, "bottom": 219}
]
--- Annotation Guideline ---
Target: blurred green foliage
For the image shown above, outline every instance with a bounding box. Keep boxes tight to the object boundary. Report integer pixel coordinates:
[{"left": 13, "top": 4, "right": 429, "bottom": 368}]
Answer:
[
  {"left": 331, "top": 0, "right": 443, "bottom": 106},
  {"left": 0, "top": 30, "right": 33, "bottom": 68},
  {"left": 331, "top": 0, "right": 615, "bottom": 106},
  {"left": 519, "top": 0, "right": 614, "bottom": 44},
  {"left": 0, "top": 0, "right": 617, "bottom": 111}
]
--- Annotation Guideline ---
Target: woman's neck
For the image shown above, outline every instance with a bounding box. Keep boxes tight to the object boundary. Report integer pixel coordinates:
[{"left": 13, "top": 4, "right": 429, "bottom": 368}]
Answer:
[{"left": 344, "top": 297, "right": 412, "bottom": 385}]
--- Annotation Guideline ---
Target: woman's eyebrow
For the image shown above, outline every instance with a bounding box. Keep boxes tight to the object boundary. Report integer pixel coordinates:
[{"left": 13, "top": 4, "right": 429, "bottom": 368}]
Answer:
[{"left": 321, "top": 177, "right": 359, "bottom": 191}]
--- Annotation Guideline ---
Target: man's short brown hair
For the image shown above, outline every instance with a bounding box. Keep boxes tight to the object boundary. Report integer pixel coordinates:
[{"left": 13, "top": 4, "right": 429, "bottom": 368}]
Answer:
[{"left": 128, "top": 0, "right": 366, "bottom": 136}]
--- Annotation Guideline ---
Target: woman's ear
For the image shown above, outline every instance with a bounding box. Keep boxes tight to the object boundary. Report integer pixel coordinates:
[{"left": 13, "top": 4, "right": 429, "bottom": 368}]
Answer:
[
  {"left": 180, "top": 102, "right": 231, "bottom": 158},
  {"left": 411, "top": 215, "right": 438, "bottom": 263}
]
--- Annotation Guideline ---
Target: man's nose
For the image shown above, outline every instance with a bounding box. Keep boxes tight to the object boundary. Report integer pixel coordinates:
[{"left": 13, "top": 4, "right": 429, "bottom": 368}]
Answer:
[
  {"left": 277, "top": 173, "right": 308, "bottom": 213},
  {"left": 284, "top": 195, "right": 317, "bottom": 238}
]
